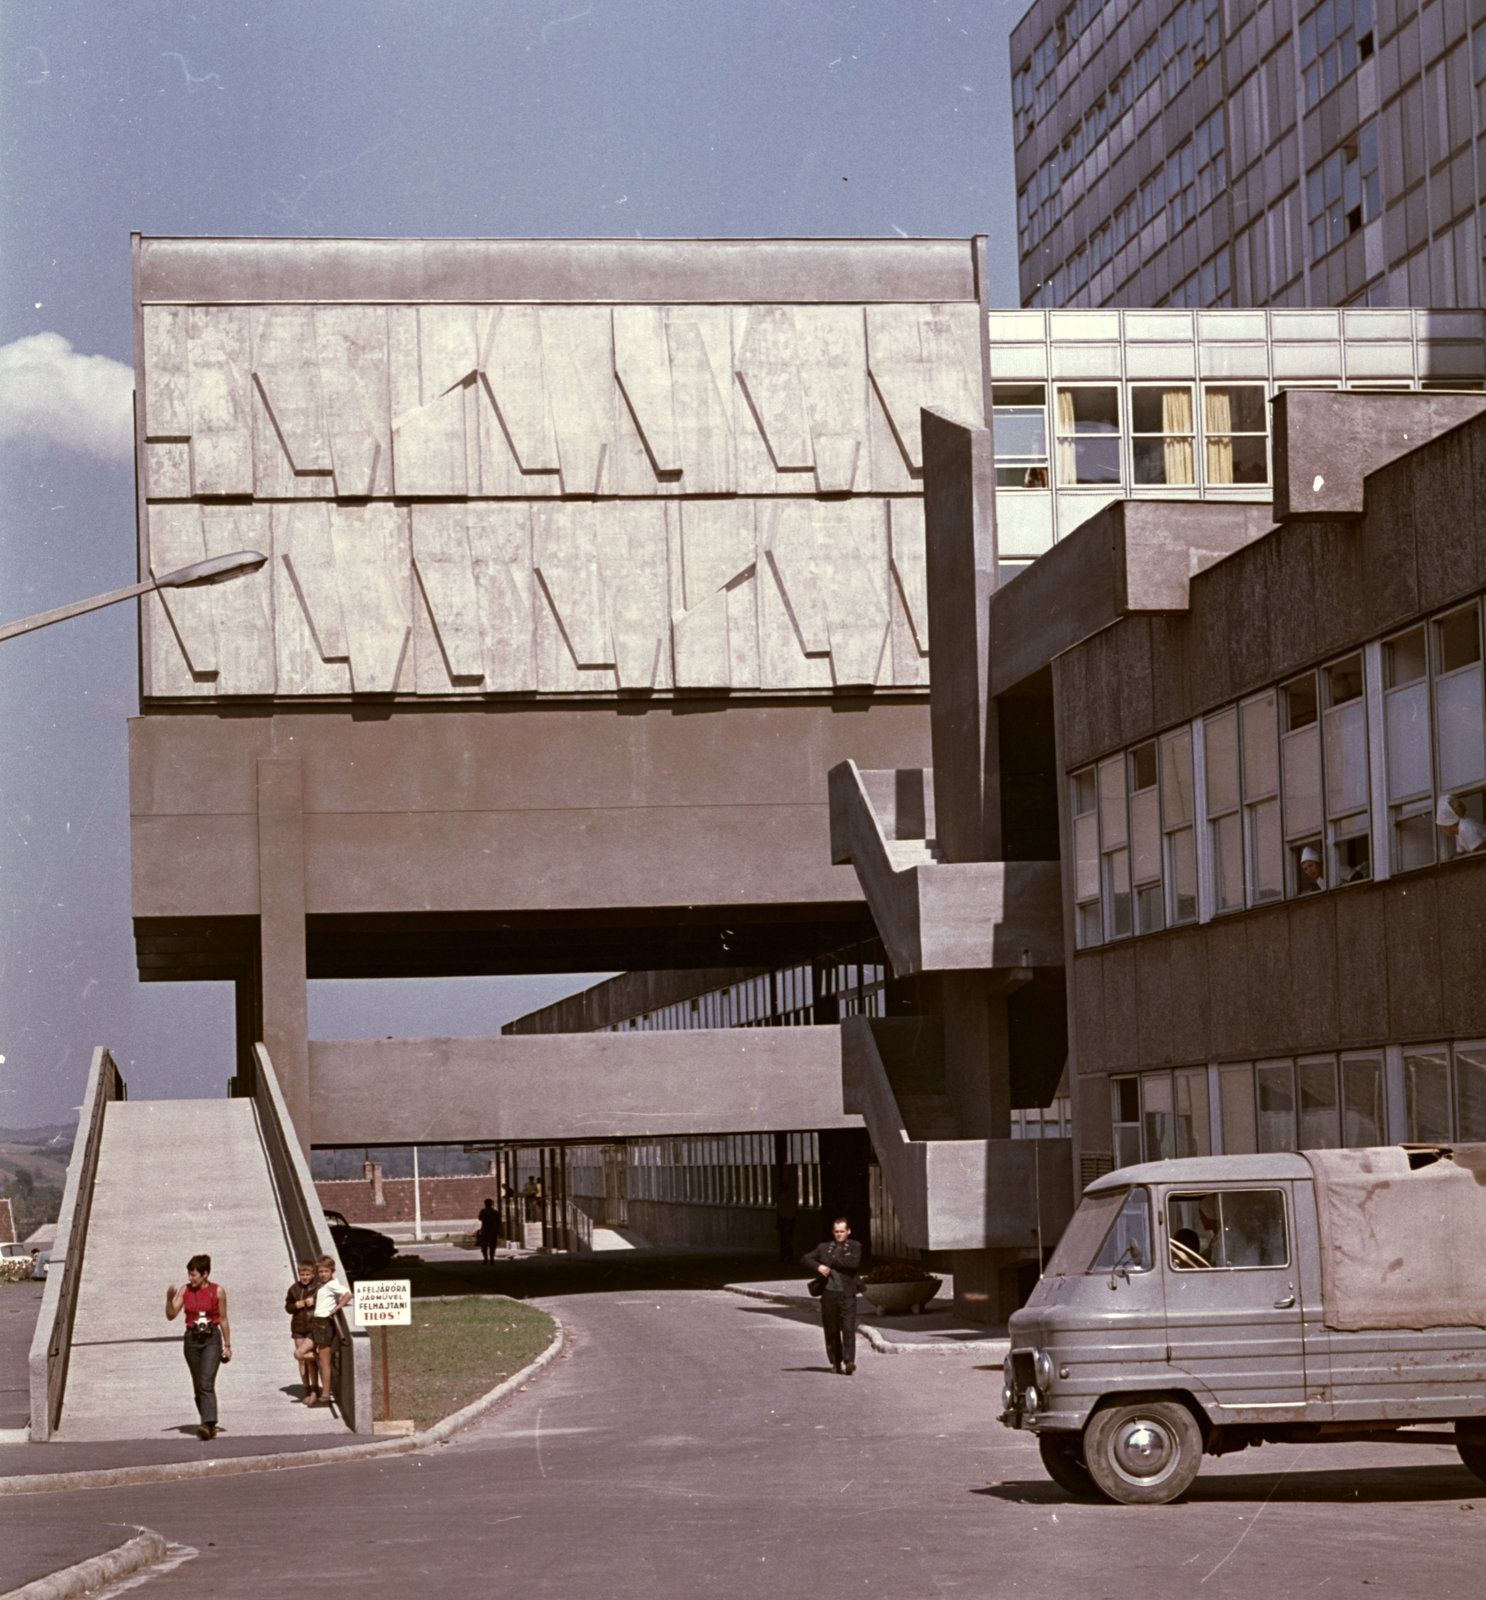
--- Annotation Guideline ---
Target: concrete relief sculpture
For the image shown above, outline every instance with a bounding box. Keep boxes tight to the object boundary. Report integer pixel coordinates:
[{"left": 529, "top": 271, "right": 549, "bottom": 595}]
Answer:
[{"left": 139, "top": 298, "right": 980, "bottom": 698}]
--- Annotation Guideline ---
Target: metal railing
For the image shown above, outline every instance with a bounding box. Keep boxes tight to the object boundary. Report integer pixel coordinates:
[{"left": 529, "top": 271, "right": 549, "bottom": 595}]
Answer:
[
  {"left": 29, "top": 1048, "right": 126, "bottom": 1441},
  {"left": 252, "top": 1044, "right": 371, "bottom": 1433},
  {"left": 564, "top": 1199, "right": 595, "bottom": 1252}
]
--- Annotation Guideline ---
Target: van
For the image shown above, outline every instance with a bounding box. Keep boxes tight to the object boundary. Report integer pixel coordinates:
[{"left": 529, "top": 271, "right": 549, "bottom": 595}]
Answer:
[{"left": 1001, "top": 1144, "right": 1486, "bottom": 1503}]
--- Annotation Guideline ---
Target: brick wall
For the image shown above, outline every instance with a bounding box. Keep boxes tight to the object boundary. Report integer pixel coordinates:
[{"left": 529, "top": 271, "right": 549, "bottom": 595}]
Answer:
[{"left": 315, "top": 1175, "right": 501, "bottom": 1226}]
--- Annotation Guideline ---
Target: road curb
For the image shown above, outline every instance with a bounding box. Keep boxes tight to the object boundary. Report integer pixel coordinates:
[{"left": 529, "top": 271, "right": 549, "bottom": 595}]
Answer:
[
  {"left": 0, "top": 1319, "right": 564, "bottom": 1498},
  {"left": 2, "top": 1526, "right": 168, "bottom": 1600},
  {"left": 724, "top": 1284, "right": 1010, "bottom": 1355}
]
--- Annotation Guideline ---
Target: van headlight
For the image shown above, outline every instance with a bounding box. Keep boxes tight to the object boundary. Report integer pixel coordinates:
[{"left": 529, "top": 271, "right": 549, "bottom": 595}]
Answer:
[
  {"left": 1000, "top": 1384, "right": 1014, "bottom": 1411},
  {"left": 1024, "top": 1384, "right": 1043, "bottom": 1413},
  {"left": 1033, "top": 1348, "right": 1054, "bottom": 1392}
]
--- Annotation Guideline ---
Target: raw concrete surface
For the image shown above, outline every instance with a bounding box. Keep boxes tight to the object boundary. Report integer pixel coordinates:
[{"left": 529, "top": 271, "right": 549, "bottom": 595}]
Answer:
[
  {"left": 54, "top": 1100, "right": 347, "bottom": 1444},
  {"left": 3, "top": 1251, "right": 1482, "bottom": 1599},
  {"left": 3, "top": 1520, "right": 149, "bottom": 1593}
]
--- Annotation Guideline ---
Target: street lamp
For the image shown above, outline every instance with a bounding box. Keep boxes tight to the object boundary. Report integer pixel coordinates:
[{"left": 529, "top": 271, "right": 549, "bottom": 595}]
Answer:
[{"left": 0, "top": 550, "right": 268, "bottom": 644}]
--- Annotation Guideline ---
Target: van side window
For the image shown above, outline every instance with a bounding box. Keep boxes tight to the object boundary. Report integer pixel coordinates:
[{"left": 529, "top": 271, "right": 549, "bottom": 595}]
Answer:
[
  {"left": 1167, "top": 1189, "right": 1288, "bottom": 1270},
  {"left": 1091, "top": 1187, "right": 1152, "bottom": 1272}
]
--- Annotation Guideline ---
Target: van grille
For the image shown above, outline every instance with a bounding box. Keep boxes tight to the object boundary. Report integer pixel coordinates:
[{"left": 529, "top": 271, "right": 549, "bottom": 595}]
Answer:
[{"left": 1011, "top": 1351, "right": 1036, "bottom": 1390}]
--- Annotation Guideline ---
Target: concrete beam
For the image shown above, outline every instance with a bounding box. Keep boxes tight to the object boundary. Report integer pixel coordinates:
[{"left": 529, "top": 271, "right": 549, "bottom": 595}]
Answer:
[
  {"left": 307, "top": 1029, "right": 863, "bottom": 1146},
  {"left": 1272, "top": 389, "right": 1486, "bottom": 521},
  {"left": 988, "top": 499, "right": 1272, "bottom": 698}
]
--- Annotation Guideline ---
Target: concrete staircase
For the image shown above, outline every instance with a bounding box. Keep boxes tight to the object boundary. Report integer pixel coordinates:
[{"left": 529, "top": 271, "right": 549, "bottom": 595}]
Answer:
[{"left": 52, "top": 1099, "right": 350, "bottom": 1443}]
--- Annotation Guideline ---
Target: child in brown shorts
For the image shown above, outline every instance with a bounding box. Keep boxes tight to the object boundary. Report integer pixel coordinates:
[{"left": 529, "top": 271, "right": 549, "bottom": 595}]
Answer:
[{"left": 285, "top": 1259, "right": 319, "bottom": 1403}]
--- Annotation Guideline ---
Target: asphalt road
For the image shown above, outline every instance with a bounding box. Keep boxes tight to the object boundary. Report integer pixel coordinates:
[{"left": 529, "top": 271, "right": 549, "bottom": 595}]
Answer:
[{"left": 3, "top": 1261, "right": 1483, "bottom": 1599}]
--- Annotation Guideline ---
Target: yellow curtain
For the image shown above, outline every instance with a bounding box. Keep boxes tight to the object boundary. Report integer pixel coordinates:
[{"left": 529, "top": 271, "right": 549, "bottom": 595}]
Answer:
[
  {"left": 1056, "top": 387, "right": 1077, "bottom": 483},
  {"left": 1205, "top": 388, "right": 1234, "bottom": 484},
  {"left": 1162, "top": 387, "right": 1195, "bottom": 484}
]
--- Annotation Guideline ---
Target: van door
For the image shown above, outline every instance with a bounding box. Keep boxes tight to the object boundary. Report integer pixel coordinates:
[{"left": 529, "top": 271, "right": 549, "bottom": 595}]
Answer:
[{"left": 1161, "top": 1183, "right": 1307, "bottom": 1421}]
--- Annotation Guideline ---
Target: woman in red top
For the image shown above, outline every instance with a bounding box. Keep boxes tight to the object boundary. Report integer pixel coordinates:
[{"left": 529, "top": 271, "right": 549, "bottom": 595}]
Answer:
[{"left": 165, "top": 1253, "right": 233, "bottom": 1439}]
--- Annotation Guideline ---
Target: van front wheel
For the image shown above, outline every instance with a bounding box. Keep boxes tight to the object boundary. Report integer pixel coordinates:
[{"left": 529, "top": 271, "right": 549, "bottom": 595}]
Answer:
[
  {"left": 1038, "top": 1431, "right": 1105, "bottom": 1499},
  {"left": 1084, "top": 1400, "right": 1203, "bottom": 1505}
]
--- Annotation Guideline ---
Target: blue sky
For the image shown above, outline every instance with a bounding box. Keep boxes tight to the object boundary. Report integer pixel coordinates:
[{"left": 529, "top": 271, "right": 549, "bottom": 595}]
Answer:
[{"left": 0, "top": 0, "right": 1023, "bottom": 1125}]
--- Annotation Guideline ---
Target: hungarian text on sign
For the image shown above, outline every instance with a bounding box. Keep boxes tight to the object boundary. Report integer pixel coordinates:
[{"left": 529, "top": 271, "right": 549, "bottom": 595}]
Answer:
[{"left": 352, "top": 1278, "right": 412, "bottom": 1327}]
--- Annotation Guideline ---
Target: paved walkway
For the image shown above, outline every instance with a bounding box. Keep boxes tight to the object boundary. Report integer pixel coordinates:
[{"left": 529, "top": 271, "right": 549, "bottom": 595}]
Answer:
[
  {"left": 54, "top": 1099, "right": 347, "bottom": 1443},
  {"left": 3, "top": 1262, "right": 1480, "bottom": 1600}
]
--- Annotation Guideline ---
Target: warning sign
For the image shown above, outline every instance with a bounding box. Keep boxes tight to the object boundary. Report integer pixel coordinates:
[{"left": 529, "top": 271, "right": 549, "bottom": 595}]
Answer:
[{"left": 352, "top": 1279, "right": 412, "bottom": 1327}]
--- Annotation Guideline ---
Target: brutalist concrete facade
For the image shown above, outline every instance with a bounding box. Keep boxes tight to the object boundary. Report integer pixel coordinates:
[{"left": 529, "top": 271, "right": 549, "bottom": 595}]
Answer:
[
  {"left": 987, "top": 390, "right": 1486, "bottom": 1187},
  {"left": 1011, "top": 0, "right": 1486, "bottom": 311}
]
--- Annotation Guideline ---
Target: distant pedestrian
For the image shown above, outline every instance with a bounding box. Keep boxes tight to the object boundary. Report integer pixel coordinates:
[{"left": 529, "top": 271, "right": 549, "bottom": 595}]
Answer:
[
  {"left": 308, "top": 1254, "right": 353, "bottom": 1407},
  {"left": 522, "top": 1176, "right": 542, "bottom": 1221},
  {"left": 802, "top": 1217, "right": 864, "bottom": 1376},
  {"left": 285, "top": 1258, "right": 320, "bottom": 1402},
  {"left": 166, "top": 1253, "right": 232, "bottom": 1439},
  {"left": 774, "top": 1172, "right": 799, "bottom": 1264},
  {"left": 477, "top": 1196, "right": 501, "bottom": 1263}
]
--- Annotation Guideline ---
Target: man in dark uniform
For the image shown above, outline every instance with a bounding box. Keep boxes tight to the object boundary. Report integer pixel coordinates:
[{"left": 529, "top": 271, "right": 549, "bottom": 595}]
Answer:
[{"left": 802, "top": 1217, "right": 864, "bottom": 1375}]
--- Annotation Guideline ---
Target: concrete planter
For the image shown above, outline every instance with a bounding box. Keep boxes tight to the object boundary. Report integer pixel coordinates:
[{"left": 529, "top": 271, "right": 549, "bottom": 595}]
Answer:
[{"left": 862, "top": 1277, "right": 942, "bottom": 1315}]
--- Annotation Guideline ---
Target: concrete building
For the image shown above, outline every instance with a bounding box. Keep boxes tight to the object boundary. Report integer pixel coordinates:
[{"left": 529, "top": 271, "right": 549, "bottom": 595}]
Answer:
[
  {"left": 983, "top": 388, "right": 1486, "bottom": 1187},
  {"left": 1011, "top": 0, "right": 1486, "bottom": 311},
  {"left": 123, "top": 232, "right": 1486, "bottom": 1319}
]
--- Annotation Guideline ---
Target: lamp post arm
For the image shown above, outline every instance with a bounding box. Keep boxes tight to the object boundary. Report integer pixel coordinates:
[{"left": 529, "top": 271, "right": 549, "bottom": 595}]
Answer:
[{"left": 0, "top": 550, "right": 268, "bottom": 645}]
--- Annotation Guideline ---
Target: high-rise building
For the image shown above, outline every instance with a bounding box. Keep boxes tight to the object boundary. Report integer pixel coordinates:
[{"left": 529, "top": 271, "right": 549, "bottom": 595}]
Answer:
[{"left": 1010, "top": 0, "right": 1486, "bottom": 312}]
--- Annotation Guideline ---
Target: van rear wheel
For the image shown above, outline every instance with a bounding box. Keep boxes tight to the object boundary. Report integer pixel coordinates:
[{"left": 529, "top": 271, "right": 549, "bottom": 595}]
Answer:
[
  {"left": 1457, "top": 1424, "right": 1486, "bottom": 1484},
  {"left": 1038, "top": 1431, "right": 1105, "bottom": 1499},
  {"left": 1084, "top": 1400, "right": 1203, "bottom": 1505}
]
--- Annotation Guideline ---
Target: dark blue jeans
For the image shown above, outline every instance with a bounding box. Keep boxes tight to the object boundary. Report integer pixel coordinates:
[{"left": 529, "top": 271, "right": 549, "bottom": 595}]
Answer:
[
  {"left": 821, "top": 1291, "right": 858, "bottom": 1367},
  {"left": 183, "top": 1327, "right": 222, "bottom": 1425}
]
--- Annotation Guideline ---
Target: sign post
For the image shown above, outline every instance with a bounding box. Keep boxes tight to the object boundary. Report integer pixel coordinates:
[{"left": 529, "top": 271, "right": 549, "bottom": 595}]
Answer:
[{"left": 352, "top": 1279, "right": 413, "bottom": 1435}]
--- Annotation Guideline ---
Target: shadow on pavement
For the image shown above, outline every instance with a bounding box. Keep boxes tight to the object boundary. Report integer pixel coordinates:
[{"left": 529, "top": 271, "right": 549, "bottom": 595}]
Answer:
[
  {"left": 390, "top": 1246, "right": 787, "bottom": 1302},
  {"left": 975, "top": 1460, "right": 1481, "bottom": 1505}
]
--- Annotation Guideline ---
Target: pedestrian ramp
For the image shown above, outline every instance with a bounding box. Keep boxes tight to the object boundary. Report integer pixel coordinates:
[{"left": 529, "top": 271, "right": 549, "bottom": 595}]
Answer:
[{"left": 31, "top": 1047, "right": 370, "bottom": 1442}]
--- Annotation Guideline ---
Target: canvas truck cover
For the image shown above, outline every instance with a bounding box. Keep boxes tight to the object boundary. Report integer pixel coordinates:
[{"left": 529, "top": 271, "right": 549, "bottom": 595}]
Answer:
[{"left": 1304, "top": 1145, "right": 1486, "bottom": 1331}]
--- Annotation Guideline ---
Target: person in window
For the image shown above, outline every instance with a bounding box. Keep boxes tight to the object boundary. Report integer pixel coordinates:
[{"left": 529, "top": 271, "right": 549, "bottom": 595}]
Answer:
[
  {"left": 1299, "top": 844, "right": 1327, "bottom": 891},
  {"left": 1436, "top": 794, "right": 1486, "bottom": 855}
]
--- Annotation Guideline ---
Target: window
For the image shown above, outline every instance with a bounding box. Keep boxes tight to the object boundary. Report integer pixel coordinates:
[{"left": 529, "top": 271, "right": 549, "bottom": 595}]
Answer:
[
  {"left": 1459, "top": 1043, "right": 1486, "bottom": 1142},
  {"left": 1206, "top": 708, "right": 1244, "bottom": 911},
  {"left": 1241, "top": 693, "right": 1283, "bottom": 903},
  {"left": 1055, "top": 387, "right": 1121, "bottom": 484},
  {"left": 1199, "top": 247, "right": 1232, "bottom": 308},
  {"left": 993, "top": 385, "right": 1049, "bottom": 488},
  {"left": 1134, "top": 33, "right": 1160, "bottom": 96},
  {"left": 1434, "top": 603, "right": 1485, "bottom": 854},
  {"left": 1406, "top": 1042, "right": 1486, "bottom": 1141},
  {"left": 1385, "top": 625, "right": 1435, "bottom": 868},
  {"left": 1160, "top": 4, "right": 1191, "bottom": 97},
  {"left": 1300, "top": 0, "right": 1375, "bottom": 110},
  {"left": 1139, "top": 168, "right": 1167, "bottom": 227},
  {"left": 1099, "top": 754, "right": 1132, "bottom": 936},
  {"left": 1282, "top": 671, "right": 1323, "bottom": 892},
  {"left": 1160, "top": 728, "right": 1198, "bottom": 923},
  {"left": 1013, "top": 60, "right": 1035, "bottom": 142},
  {"left": 1113, "top": 193, "right": 1139, "bottom": 252},
  {"left": 1167, "top": 139, "right": 1196, "bottom": 233},
  {"left": 1112, "top": 1076, "right": 1142, "bottom": 1168},
  {"left": 1129, "top": 740, "right": 1164, "bottom": 931},
  {"left": 1307, "top": 121, "right": 1380, "bottom": 260},
  {"left": 1167, "top": 1190, "right": 1288, "bottom": 1269},
  {"left": 1131, "top": 386, "right": 1195, "bottom": 485},
  {"left": 1091, "top": 1185, "right": 1152, "bottom": 1270},
  {"left": 1072, "top": 767, "right": 1101, "bottom": 947},
  {"left": 1195, "top": 109, "right": 1226, "bottom": 213},
  {"left": 1090, "top": 221, "right": 1113, "bottom": 275},
  {"left": 1323, "top": 654, "right": 1370, "bottom": 886},
  {"left": 1203, "top": 385, "right": 1267, "bottom": 484},
  {"left": 1222, "top": 1055, "right": 1387, "bottom": 1151}
]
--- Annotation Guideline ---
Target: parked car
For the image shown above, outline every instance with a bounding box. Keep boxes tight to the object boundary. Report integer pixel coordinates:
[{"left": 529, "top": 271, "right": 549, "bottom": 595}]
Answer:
[
  {"left": 323, "top": 1210, "right": 396, "bottom": 1283},
  {"left": 1001, "top": 1144, "right": 1486, "bottom": 1504}
]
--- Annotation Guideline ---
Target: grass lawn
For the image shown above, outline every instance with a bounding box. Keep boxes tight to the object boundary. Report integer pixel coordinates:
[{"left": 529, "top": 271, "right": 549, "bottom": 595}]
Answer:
[{"left": 372, "top": 1296, "right": 555, "bottom": 1430}]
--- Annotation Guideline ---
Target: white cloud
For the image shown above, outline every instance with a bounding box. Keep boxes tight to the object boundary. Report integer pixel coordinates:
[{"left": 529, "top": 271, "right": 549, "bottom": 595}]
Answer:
[{"left": 0, "top": 332, "right": 135, "bottom": 463}]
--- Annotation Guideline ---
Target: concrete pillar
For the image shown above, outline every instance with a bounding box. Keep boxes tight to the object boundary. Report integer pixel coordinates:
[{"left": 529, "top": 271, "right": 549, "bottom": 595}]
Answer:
[
  {"left": 921, "top": 408, "right": 999, "bottom": 864},
  {"left": 257, "top": 757, "right": 311, "bottom": 1150},
  {"left": 939, "top": 974, "right": 1011, "bottom": 1140}
]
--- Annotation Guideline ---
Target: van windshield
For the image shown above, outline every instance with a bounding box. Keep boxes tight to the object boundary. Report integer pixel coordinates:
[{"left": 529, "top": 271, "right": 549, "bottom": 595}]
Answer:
[{"left": 1044, "top": 1185, "right": 1152, "bottom": 1275}]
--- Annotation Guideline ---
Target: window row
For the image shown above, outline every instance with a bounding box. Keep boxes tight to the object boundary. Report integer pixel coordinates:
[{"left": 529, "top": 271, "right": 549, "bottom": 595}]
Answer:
[
  {"left": 1109, "top": 1041, "right": 1486, "bottom": 1171},
  {"left": 1300, "top": 0, "right": 1375, "bottom": 110},
  {"left": 1307, "top": 119, "right": 1380, "bottom": 261},
  {"left": 993, "top": 381, "right": 1268, "bottom": 493},
  {"left": 1169, "top": 246, "right": 1233, "bottom": 309},
  {"left": 1071, "top": 595, "right": 1486, "bottom": 948}
]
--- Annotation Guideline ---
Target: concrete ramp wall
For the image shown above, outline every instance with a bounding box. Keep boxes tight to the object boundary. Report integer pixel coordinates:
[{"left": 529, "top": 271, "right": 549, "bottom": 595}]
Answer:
[{"left": 308, "top": 1027, "right": 863, "bottom": 1146}]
